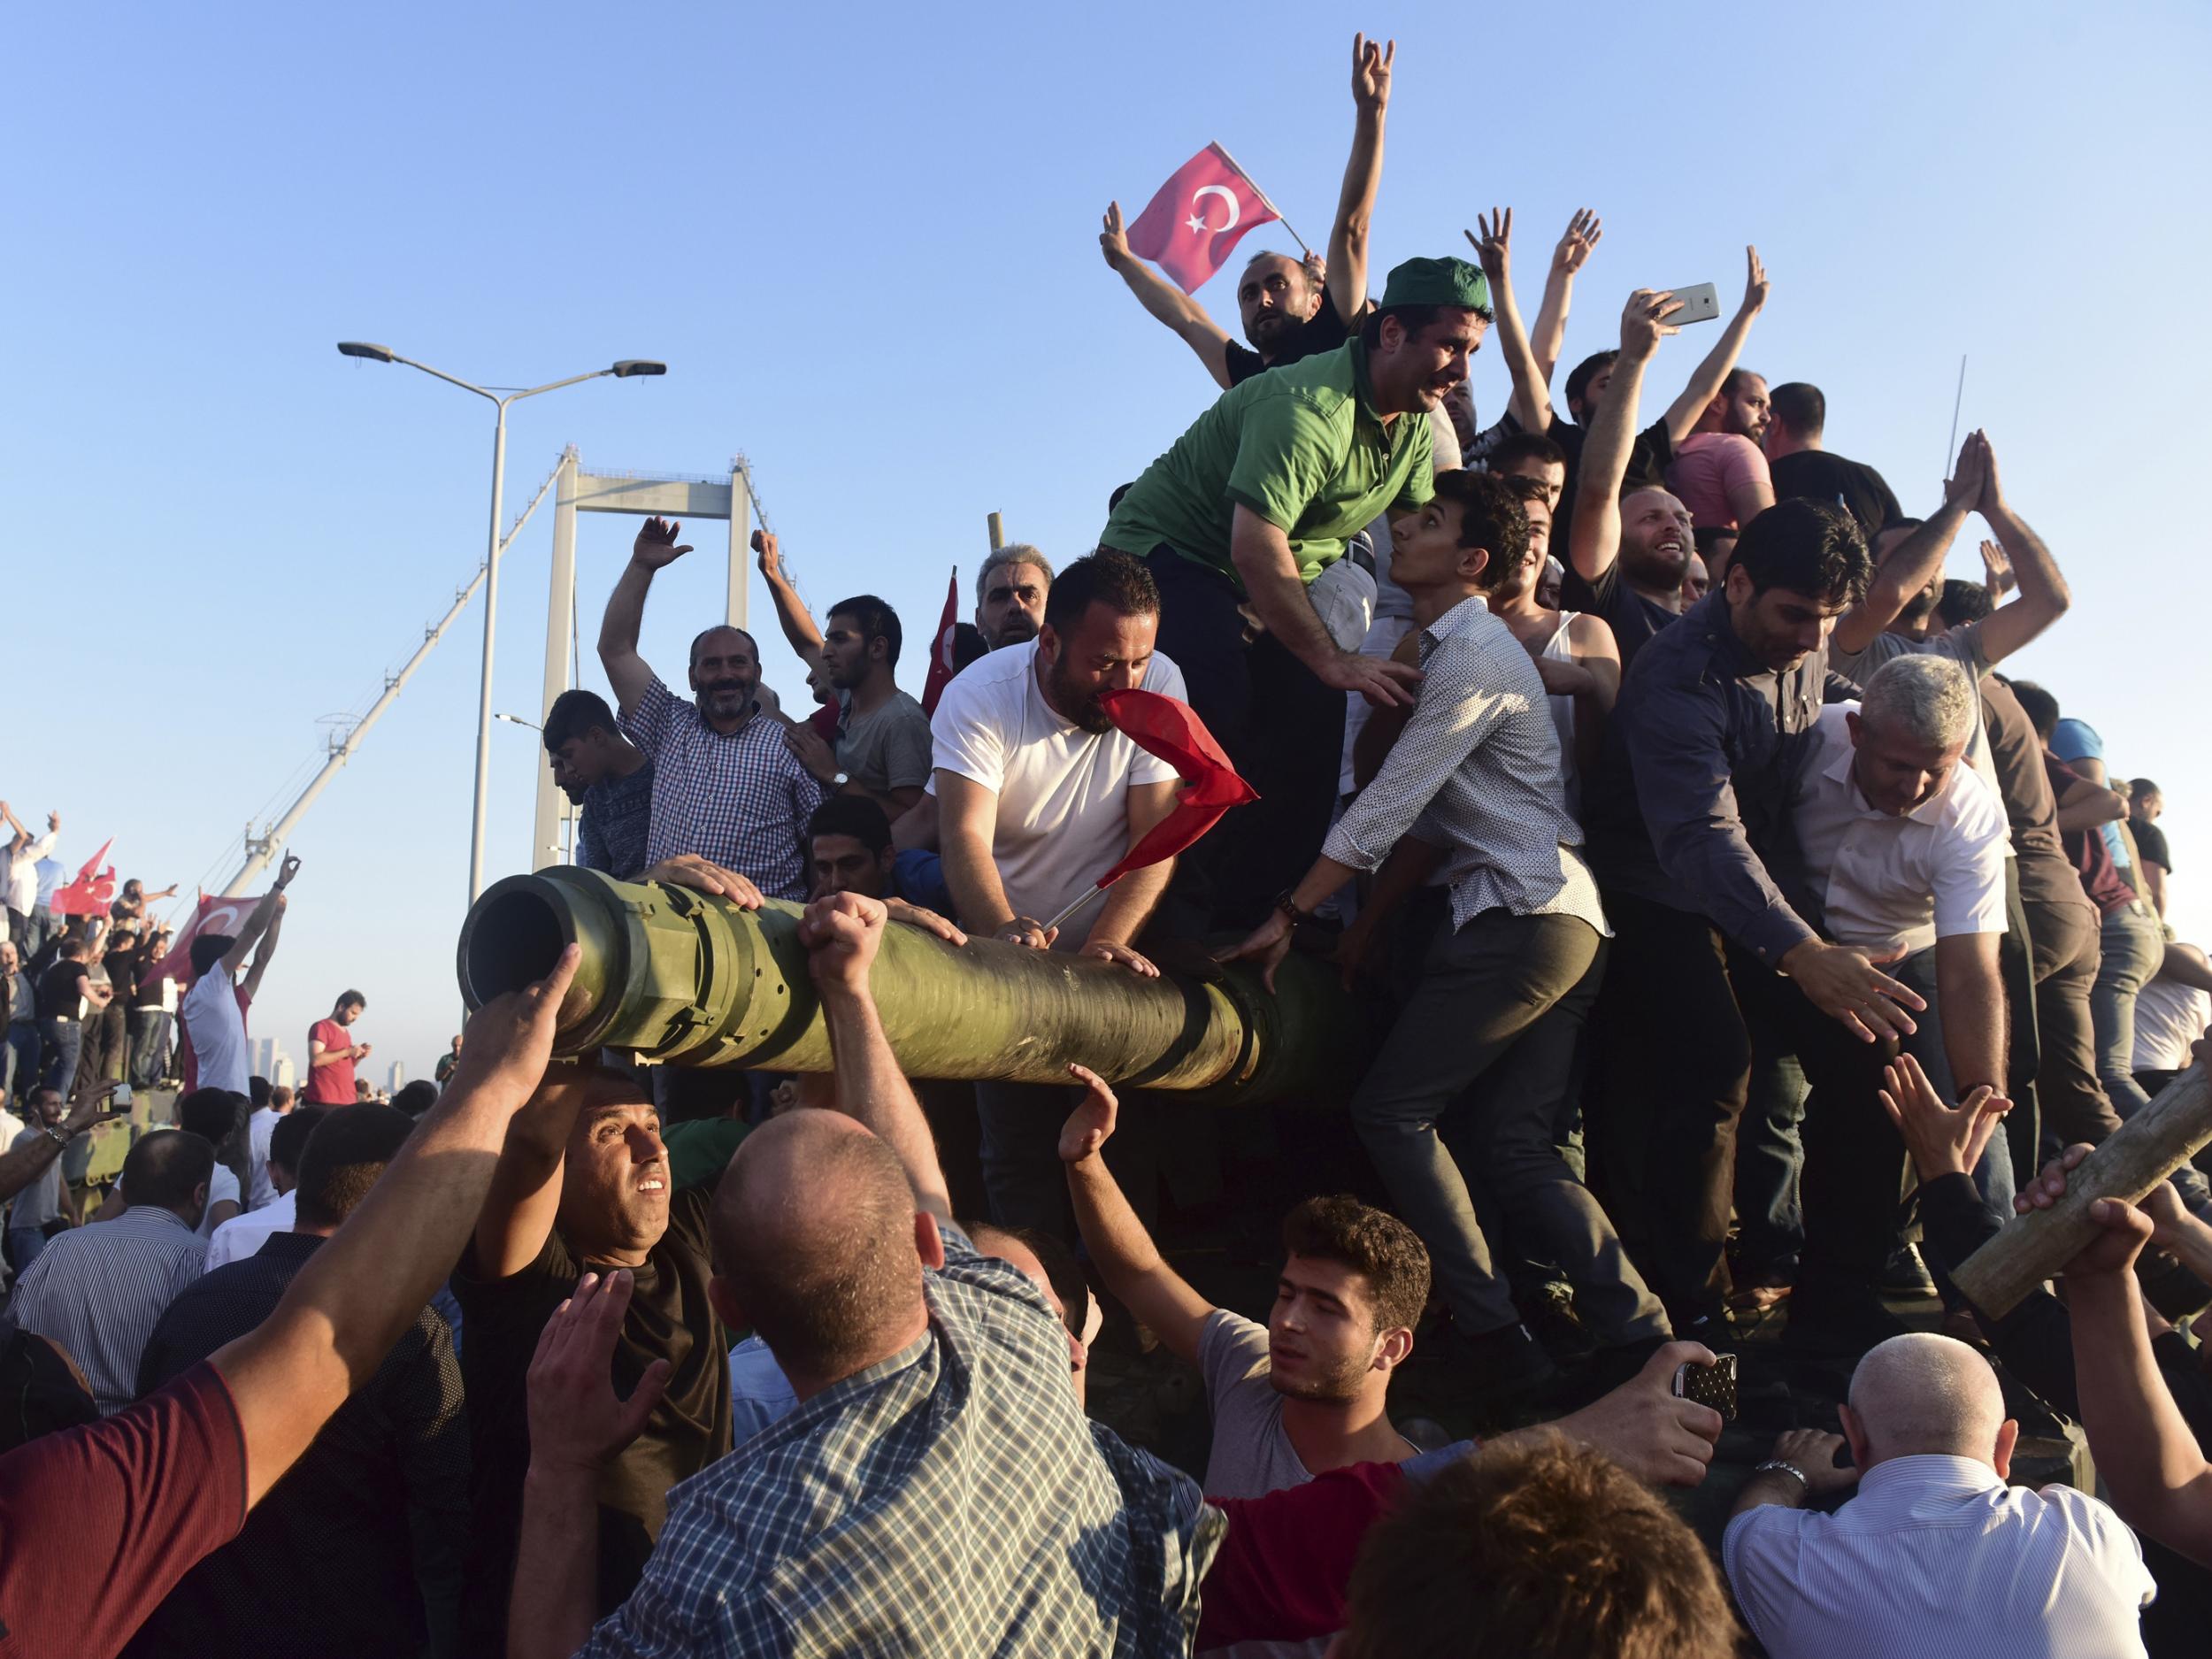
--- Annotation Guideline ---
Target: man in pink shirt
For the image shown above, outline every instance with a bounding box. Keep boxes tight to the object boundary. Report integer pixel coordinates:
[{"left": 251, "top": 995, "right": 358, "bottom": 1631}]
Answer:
[
  {"left": 1668, "top": 367, "right": 1776, "bottom": 529},
  {"left": 303, "top": 990, "right": 369, "bottom": 1107}
]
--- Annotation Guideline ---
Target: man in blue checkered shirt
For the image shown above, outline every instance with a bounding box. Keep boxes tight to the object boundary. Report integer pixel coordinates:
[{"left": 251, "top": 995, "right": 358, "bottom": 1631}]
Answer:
[
  {"left": 508, "top": 891, "right": 1221, "bottom": 1656},
  {"left": 600, "top": 516, "right": 827, "bottom": 901}
]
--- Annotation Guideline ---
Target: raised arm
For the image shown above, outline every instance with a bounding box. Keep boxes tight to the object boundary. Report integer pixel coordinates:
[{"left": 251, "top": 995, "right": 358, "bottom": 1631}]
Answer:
[
  {"left": 0, "top": 1083, "right": 127, "bottom": 1206},
  {"left": 1465, "top": 209, "right": 1550, "bottom": 434},
  {"left": 1570, "top": 290, "right": 1676, "bottom": 582},
  {"left": 238, "top": 895, "right": 287, "bottom": 1003},
  {"left": 751, "top": 529, "right": 826, "bottom": 668},
  {"left": 1659, "top": 247, "right": 1770, "bottom": 448},
  {"left": 1530, "top": 209, "right": 1601, "bottom": 387},
  {"left": 219, "top": 853, "right": 299, "bottom": 979},
  {"left": 799, "top": 891, "right": 950, "bottom": 1221},
  {"left": 1099, "top": 202, "right": 1235, "bottom": 389},
  {"left": 1972, "top": 442, "right": 2071, "bottom": 664},
  {"left": 1326, "top": 33, "right": 1393, "bottom": 328},
  {"left": 1831, "top": 434, "right": 1984, "bottom": 657},
  {"left": 1058, "top": 1065, "right": 1214, "bottom": 1363},
  {"left": 212, "top": 946, "right": 579, "bottom": 1505},
  {"left": 2063, "top": 1191, "right": 2212, "bottom": 1565},
  {"left": 597, "top": 517, "right": 691, "bottom": 718}
]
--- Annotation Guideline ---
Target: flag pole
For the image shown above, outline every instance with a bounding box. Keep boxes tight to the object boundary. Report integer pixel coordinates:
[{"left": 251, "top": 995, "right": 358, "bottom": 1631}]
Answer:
[
  {"left": 1041, "top": 879, "right": 1118, "bottom": 941},
  {"left": 1213, "top": 143, "right": 1310, "bottom": 259},
  {"left": 1943, "top": 354, "right": 1967, "bottom": 472}
]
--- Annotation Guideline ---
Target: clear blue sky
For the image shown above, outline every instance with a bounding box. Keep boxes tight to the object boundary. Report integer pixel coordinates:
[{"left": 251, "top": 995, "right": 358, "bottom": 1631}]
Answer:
[{"left": 6, "top": 1, "right": 2207, "bottom": 1078}]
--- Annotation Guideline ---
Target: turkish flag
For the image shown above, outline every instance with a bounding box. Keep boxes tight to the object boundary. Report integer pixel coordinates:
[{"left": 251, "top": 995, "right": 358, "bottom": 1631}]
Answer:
[
  {"left": 1092, "top": 687, "right": 1258, "bottom": 886},
  {"left": 146, "top": 892, "right": 257, "bottom": 986},
  {"left": 50, "top": 840, "right": 117, "bottom": 917},
  {"left": 1125, "top": 143, "right": 1280, "bottom": 295},
  {"left": 920, "top": 565, "right": 962, "bottom": 716}
]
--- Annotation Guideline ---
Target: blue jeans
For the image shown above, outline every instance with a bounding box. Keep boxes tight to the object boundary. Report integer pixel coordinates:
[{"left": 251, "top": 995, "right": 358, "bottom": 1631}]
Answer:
[
  {"left": 128, "top": 1009, "right": 173, "bottom": 1087},
  {"left": 37, "top": 1018, "right": 81, "bottom": 1102},
  {"left": 2092, "top": 902, "right": 2164, "bottom": 1118},
  {"left": 4, "top": 1021, "right": 37, "bottom": 1108},
  {"left": 9, "top": 1226, "right": 49, "bottom": 1273}
]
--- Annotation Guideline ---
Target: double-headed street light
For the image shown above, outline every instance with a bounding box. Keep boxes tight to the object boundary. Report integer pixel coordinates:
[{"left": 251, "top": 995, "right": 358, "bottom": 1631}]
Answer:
[{"left": 336, "top": 342, "right": 665, "bottom": 903}]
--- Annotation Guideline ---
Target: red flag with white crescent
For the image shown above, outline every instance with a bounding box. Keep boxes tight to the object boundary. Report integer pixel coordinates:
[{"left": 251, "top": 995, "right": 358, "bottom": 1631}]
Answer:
[
  {"left": 50, "top": 839, "right": 118, "bottom": 917},
  {"left": 147, "top": 892, "right": 257, "bottom": 984},
  {"left": 921, "top": 565, "right": 962, "bottom": 716},
  {"left": 1091, "top": 687, "right": 1258, "bottom": 884},
  {"left": 1125, "top": 142, "right": 1280, "bottom": 294}
]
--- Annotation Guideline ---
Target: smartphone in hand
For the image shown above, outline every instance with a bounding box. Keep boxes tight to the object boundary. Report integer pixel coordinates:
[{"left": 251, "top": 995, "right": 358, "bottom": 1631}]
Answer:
[
  {"left": 1671, "top": 1352, "right": 1739, "bottom": 1419},
  {"left": 1661, "top": 282, "right": 1721, "bottom": 326}
]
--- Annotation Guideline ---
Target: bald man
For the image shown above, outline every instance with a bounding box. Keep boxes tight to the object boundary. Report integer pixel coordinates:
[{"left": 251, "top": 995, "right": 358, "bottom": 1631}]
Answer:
[
  {"left": 1724, "top": 1333, "right": 2156, "bottom": 1657},
  {"left": 507, "top": 891, "right": 1217, "bottom": 1658}
]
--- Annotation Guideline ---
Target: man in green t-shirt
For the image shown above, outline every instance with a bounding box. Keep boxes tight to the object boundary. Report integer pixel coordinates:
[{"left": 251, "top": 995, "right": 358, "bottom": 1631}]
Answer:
[{"left": 1100, "top": 255, "right": 1492, "bottom": 926}]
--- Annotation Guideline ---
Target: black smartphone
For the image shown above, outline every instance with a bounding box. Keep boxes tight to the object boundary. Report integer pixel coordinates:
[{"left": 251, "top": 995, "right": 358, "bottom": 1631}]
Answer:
[{"left": 1671, "top": 1353, "right": 1740, "bottom": 1420}]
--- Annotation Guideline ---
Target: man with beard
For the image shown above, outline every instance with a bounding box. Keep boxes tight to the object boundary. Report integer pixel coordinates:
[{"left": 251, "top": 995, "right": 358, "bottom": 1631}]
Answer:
[
  {"left": 1666, "top": 368, "right": 1775, "bottom": 531},
  {"left": 778, "top": 595, "right": 933, "bottom": 818},
  {"left": 1562, "top": 289, "right": 1699, "bottom": 671},
  {"left": 1101, "top": 255, "right": 1486, "bottom": 927},
  {"left": 974, "top": 543, "right": 1051, "bottom": 649},
  {"left": 598, "top": 515, "right": 826, "bottom": 901},
  {"left": 1097, "top": 35, "right": 1395, "bottom": 390},
  {"left": 931, "top": 551, "right": 1186, "bottom": 1239},
  {"left": 1582, "top": 498, "right": 1901, "bottom": 1349}
]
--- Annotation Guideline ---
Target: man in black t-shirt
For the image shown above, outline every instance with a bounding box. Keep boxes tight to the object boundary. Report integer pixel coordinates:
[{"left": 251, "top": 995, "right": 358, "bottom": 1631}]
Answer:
[
  {"left": 454, "top": 1058, "right": 732, "bottom": 1650},
  {"left": 1557, "top": 291, "right": 1697, "bottom": 671},
  {"left": 1096, "top": 34, "right": 1394, "bottom": 390},
  {"left": 1764, "top": 380, "right": 1901, "bottom": 537},
  {"left": 2130, "top": 779, "right": 2173, "bottom": 918},
  {"left": 35, "top": 939, "right": 96, "bottom": 1101}
]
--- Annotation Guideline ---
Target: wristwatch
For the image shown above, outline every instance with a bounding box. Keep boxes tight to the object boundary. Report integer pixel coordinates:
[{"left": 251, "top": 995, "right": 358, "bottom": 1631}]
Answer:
[
  {"left": 1272, "top": 888, "right": 1314, "bottom": 926},
  {"left": 831, "top": 771, "right": 850, "bottom": 788},
  {"left": 42, "top": 1124, "right": 68, "bottom": 1148}
]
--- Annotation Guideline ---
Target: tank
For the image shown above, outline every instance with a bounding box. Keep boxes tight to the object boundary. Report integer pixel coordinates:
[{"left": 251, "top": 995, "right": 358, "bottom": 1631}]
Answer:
[{"left": 457, "top": 867, "right": 1371, "bottom": 1102}]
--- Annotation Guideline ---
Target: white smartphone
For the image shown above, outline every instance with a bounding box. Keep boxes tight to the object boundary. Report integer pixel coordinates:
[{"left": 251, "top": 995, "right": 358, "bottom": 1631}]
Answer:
[
  {"left": 1661, "top": 282, "right": 1721, "bottom": 326},
  {"left": 113, "top": 1082, "right": 134, "bottom": 1108}
]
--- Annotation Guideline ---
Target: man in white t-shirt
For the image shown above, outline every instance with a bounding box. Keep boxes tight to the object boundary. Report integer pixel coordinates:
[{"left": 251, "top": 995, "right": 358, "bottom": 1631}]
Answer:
[
  {"left": 208, "top": 1102, "right": 326, "bottom": 1270},
  {"left": 178, "top": 855, "right": 297, "bottom": 1096},
  {"left": 931, "top": 550, "right": 1187, "bottom": 1237}
]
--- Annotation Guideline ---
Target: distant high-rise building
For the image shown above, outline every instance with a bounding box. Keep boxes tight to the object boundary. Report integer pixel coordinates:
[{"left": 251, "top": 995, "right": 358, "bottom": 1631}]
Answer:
[
  {"left": 388, "top": 1061, "right": 406, "bottom": 1094},
  {"left": 273, "top": 1052, "right": 296, "bottom": 1091},
  {"left": 252, "top": 1037, "right": 277, "bottom": 1081}
]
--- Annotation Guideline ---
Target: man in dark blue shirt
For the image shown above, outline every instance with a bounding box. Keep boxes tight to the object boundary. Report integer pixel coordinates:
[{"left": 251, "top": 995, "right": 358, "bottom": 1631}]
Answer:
[
  {"left": 544, "top": 690, "right": 654, "bottom": 880},
  {"left": 1582, "top": 500, "right": 1912, "bottom": 1351}
]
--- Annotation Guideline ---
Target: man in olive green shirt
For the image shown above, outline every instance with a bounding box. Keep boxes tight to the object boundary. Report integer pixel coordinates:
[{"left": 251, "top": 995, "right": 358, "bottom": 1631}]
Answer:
[{"left": 1100, "top": 255, "right": 1492, "bottom": 927}]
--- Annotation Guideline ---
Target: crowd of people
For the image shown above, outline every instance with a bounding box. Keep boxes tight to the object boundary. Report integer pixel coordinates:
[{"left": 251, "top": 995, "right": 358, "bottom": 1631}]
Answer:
[{"left": 4, "top": 32, "right": 2211, "bottom": 1658}]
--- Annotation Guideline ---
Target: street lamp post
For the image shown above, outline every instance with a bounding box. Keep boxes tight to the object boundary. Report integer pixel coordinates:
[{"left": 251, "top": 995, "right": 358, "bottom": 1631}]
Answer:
[{"left": 336, "top": 343, "right": 664, "bottom": 902}]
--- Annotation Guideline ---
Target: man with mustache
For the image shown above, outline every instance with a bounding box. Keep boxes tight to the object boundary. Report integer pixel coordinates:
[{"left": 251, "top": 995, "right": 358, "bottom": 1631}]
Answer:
[
  {"left": 1101, "top": 255, "right": 1487, "bottom": 927},
  {"left": 973, "top": 543, "right": 1051, "bottom": 649},
  {"left": 931, "top": 550, "right": 1186, "bottom": 1240},
  {"left": 598, "top": 516, "right": 827, "bottom": 903}
]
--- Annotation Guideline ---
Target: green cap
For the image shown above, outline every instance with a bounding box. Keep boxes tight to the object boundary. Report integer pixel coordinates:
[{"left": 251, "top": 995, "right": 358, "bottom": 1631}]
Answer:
[{"left": 1379, "top": 255, "right": 1490, "bottom": 314}]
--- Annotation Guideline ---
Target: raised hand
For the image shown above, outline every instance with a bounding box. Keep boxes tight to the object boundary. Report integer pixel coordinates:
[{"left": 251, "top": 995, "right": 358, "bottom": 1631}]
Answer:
[
  {"left": 1056, "top": 1064, "right": 1121, "bottom": 1164},
  {"left": 275, "top": 852, "right": 303, "bottom": 890},
  {"left": 633, "top": 516, "right": 693, "bottom": 570},
  {"left": 448, "top": 942, "right": 581, "bottom": 1108},
  {"left": 751, "top": 527, "right": 786, "bottom": 582},
  {"left": 1979, "top": 538, "right": 2015, "bottom": 598},
  {"left": 1878, "top": 1052, "right": 2008, "bottom": 1180},
  {"left": 1350, "top": 32, "right": 1395, "bottom": 113},
  {"left": 1977, "top": 431, "right": 2007, "bottom": 516},
  {"left": 1739, "top": 245, "right": 1770, "bottom": 315},
  {"left": 1100, "top": 201, "right": 1131, "bottom": 267},
  {"left": 1619, "top": 288, "right": 1684, "bottom": 362},
  {"left": 1463, "top": 207, "right": 1512, "bottom": 283},
  {"left": 1553, "top": 208, "right": 1603, "bottom": 275},
  {"left": 1944, "top": 429, "right": 1991, "bottom": 510},
  {"left": 526, "top": 1271, "right": 672, "bottom": 1476},
  {"left": 799, "top": 890, "right": 887, "bottom": 995}
]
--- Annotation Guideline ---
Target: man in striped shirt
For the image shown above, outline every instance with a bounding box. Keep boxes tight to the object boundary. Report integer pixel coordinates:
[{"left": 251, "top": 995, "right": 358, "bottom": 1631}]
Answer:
[
  {"left": 1226, "top": 469, "right": 1666, "bottom": 1404},
  {"left": 6, "top": 1127, "right": 212, "bottom": 1413}
]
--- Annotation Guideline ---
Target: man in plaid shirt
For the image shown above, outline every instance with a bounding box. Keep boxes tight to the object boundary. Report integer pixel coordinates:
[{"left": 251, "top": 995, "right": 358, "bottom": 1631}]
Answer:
[
  {"left": 599, "top": 516, "right": 827, "bottom": 901},
  {"left": 509, "top": 890, "right": 1221, "bottom": 1656}
]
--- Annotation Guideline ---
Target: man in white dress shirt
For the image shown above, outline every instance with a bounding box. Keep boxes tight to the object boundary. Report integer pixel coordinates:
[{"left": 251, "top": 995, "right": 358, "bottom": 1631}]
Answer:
[
  {"left": 1781, "top": 652, "right": 2013, "bottom": 1351},
  {"left": 1725, "top": 1332, "right": 2155, "bottom": 1657},
  {"left": 205, "top": 1105, "right": 326, "bottom": 1271}
]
